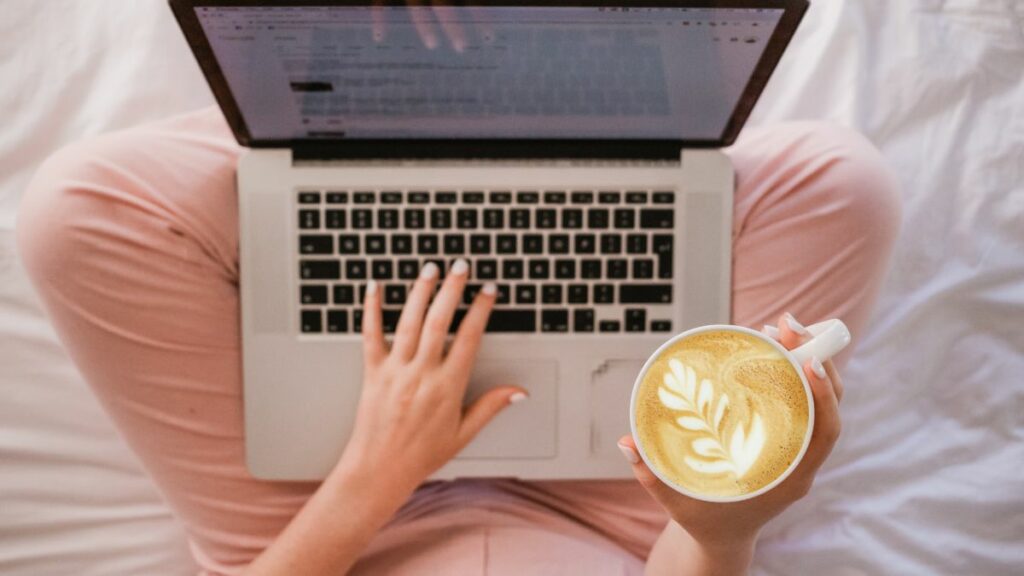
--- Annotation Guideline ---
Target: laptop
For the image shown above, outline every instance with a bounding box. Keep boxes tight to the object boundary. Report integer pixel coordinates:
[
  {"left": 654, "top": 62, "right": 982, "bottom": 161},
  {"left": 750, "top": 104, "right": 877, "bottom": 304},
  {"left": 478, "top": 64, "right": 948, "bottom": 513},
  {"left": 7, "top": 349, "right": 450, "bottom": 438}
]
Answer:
[{"left": 170, "top": 0, "right": 808, "bottom": 481}]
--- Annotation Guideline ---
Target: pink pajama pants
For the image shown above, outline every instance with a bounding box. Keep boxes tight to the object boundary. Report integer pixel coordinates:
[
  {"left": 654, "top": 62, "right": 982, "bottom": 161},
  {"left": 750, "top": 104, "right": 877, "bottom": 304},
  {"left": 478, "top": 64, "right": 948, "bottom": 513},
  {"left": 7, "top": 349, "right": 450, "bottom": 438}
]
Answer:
[{"left": 16, "top": 107, "right": 901, "bottom": 575}]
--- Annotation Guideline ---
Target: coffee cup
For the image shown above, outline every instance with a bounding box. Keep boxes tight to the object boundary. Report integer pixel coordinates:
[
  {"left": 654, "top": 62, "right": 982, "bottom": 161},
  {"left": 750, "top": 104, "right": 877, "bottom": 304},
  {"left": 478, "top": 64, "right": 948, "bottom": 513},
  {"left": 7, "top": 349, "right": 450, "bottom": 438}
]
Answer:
[{"left": 629, "top": 319, "right": 850, "bottom": 502}]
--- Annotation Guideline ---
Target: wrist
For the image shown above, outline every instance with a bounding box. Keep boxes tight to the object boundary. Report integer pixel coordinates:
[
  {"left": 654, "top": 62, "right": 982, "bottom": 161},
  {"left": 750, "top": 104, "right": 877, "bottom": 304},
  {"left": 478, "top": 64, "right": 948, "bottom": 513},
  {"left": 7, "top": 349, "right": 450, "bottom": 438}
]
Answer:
[
  {"left": 325, "top": 456, "right": 416, "bottom": 523},
  {"left": 692, "top": 530, "right": 758, "bottom": 575}
]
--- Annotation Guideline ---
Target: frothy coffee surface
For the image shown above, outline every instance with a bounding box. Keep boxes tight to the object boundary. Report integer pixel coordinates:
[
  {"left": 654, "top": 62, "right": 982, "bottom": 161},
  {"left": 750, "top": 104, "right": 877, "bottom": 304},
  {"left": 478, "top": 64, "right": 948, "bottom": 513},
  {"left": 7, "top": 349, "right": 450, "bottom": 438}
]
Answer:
[{"left": 635, "top": 330, "right": 810, "bottom": 498}]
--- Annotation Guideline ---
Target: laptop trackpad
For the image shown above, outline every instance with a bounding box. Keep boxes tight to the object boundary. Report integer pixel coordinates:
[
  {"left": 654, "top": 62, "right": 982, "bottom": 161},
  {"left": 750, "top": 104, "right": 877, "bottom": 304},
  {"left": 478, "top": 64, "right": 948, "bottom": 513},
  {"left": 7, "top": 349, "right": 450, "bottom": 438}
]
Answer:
[{"left": 456, "top": 359, "right": 558, "bottom": 459}]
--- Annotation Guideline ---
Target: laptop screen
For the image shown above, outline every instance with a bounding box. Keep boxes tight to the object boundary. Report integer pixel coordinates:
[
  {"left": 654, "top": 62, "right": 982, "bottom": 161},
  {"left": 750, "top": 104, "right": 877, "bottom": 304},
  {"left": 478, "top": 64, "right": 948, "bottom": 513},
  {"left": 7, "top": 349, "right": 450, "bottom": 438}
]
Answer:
[{"left": 183, "top": 3, "right": 794, "bottom": 148}]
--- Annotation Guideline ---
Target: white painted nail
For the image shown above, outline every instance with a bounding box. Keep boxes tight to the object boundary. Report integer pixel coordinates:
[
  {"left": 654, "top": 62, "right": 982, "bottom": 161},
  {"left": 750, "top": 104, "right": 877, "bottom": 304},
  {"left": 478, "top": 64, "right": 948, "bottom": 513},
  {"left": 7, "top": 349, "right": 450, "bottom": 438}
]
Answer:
[
  {"left": 420, "top": 262, "right": 439, "bottom": 279},
  {"left": 762, "top": 324, "right": 781, "bottom": 340},
  {"left": 617, "top": 442, "right": 640, "bottom": 465},
  {"left": 784, "top": 312, "right": 811, "bottom": 336},
  {"left": 482, "top": 282, "right": 497, "bottom": 295},
  {"left": 451, "top": 258, "right": 469, "bottom": 276},
  {"left": 509, "top": 392, "right": 528, "bottom": 404},
  {"left": 366, "top": 279, "right": 378, "bottom": 296},
  {"left": 811, "top": 356, "right": 827, "bottom": 379}
]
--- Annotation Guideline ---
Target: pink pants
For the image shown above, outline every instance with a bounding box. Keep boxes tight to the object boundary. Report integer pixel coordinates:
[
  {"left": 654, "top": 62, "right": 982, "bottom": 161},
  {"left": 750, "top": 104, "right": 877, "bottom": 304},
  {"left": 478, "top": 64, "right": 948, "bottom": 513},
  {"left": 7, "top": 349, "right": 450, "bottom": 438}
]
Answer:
[{"left": 17, "top": 107, "right": 901, "bottom": 575}]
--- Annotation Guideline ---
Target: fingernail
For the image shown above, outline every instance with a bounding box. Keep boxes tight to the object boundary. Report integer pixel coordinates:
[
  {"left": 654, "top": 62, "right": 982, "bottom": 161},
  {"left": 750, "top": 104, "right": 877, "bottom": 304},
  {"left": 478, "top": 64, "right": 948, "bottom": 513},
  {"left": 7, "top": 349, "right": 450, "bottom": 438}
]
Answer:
[
  {"left": 762, "top": 324, "right": 781, "bottom": 340},
  {"left": 482, "top": 282, "right": 497, "bottom": 295},
  {"left": 451, "top": 259, "right": 469, "bottom": 276},
  {"left": 811, "top": 356, "right": 827, "bottom": 379},
  {"left": 617, "top": 442, "right": 640, "bottom": 465},
  {"left": 784, "top": 312, "right": 810, "bottom": 336},
  {"left": 366, "top": 279, "right": 378, "bottom": 296},
  {"left": 509, "top": 392, "right": 528, "bottom": 404},
  {"left": 420, "top": 262, "right": 439, "bottom": 279}
]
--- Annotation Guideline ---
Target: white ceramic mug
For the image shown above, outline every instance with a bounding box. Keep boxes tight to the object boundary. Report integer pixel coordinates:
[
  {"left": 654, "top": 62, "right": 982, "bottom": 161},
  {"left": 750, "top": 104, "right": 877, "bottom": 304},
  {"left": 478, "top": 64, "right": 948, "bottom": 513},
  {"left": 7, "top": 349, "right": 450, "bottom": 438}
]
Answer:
[{"left": 629, "top": 319, "right": 851, "bottom": 502}]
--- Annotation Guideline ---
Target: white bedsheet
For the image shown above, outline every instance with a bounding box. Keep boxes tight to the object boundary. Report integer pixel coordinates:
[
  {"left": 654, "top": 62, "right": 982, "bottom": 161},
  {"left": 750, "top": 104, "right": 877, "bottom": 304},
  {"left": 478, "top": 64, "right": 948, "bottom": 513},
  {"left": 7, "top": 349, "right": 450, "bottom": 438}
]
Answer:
[{"left": 1, "top": 1, "right": 1021, "bottom": 574}]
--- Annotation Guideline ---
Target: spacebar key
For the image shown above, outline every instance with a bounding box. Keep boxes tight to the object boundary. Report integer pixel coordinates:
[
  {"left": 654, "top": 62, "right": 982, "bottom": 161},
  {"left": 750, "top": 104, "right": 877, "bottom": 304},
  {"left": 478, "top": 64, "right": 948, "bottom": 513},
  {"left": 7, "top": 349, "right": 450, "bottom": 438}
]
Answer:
[
  {"left": 619, "top": 284, "right": 673, "bottom": 304},
  {"left": 485, "top": 310, "right": 537, "bottom": 332}
]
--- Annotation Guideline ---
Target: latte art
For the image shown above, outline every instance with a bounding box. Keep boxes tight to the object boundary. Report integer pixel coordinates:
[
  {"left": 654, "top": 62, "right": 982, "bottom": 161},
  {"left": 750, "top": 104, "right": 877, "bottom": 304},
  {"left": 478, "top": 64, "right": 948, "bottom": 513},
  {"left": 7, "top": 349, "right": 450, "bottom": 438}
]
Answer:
[{"left": 634, "top": 330, "right": 810, "bottom": 498}]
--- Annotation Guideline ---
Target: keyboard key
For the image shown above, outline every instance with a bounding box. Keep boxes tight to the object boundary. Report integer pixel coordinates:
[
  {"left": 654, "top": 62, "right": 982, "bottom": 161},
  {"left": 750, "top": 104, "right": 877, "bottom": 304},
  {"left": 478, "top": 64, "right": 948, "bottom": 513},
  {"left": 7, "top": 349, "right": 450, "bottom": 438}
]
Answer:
[
  {"left": 326, "top": 191, "right": 348, "bottom": 204},
  {"left": 529, "top": 260, "right": 550, "bottom": 279},
  {"left": 510, "top": 209, "right": 531, "bottom": 229},
  {"left": 391, "top": 234, "right": 413, "bottom": 255},
  {"left": 575, "top": 234, "right": 596, "bottom": 254},
  {"left": 381, "top": 191, "right": 403, "bottom": 204},
  {"left": 345, "top": 260, "right": 367, "bottom": 279},
  {"left": 353, "top": 310, "right": 363, "bottom": 333},
  {"left": 378, "top": 209, "right": 399, "bottom": 229},
  {"left": 477, "top": 259, "right": 498, "bottom": 279},
  {"left": 542, "top": 284, "right": 562, "bottom": 304},
  {"left": 337, "top": 234, "right": 360, "bottom": 256},
  {"left": 653, "top": 235, "right": 673, "bottom": 279},
  {"left": 300, "top": 260, "right": 340, "bottom": 280},
  {"left": 568, "top": 284, "right": 588, "bottom": 304},
  {"left": 599, "top": 320, "right": 621, "bottom": 332},
  {"left": 298, "top": 191, "right": 321, "bottom": 204},
  {"left": 366, "top": 235, "right": 386, "bottom": 254},
  {"left": 463, "top": 283, "right": 482, "bottom": 304},
  {"left": 457, "top": 209, "right": 478, "bottom": 229},
  {"left": 385, "top": 284, "right": 407, "bottom": 304},
  {"left": 607, "top": 259, "right": 628, "bottom": 279},
  {"left": 418, "top": 234, "right": 440, "bottom": 254},
  {"left": 301, "top": 310, "right": 323, "bottom": 333},
  {"left": 562, "top": 209, "right": 584, "bottom": 229},
  {"left": 542, "top": 309, "right": 569, "bottom": 332},
  {"left": 352, "top": 209, "right": 372, "bottom": 229},
  {"left": 354, "top": 192, "right": 375, "bottom": 204},
  {"left": 470, "top": 234, "right": 491, "bottom": 254},
  {"left": 326, "top": 309, "right": 349, "bottom": 333},
  {"left": 625, "top": 308, "right": 647, "bottom": 332},
  {"left": 463, "top": 191, "right": 485, "bottom": 204},
  {"left": 574, "top": 309, "right": 595, "bottom": 332},
  {"left": 588, "top": 209, "right": 610, "bottom": 229},
  {"left": 299, "top": 235, "right": 333, "bottom": 255},
  {"left": 523, "top": 235, "right": 544, "bottom": 254},
  {"left": 600, "top": 234, "right": 622, "bottom": 254},
  {"left": 483, "top": 209, "right": 504, "bottom": 229},
  {"left": 536, "top": 209, "right": 557, "bottom": 229},
  {"left": 496, "top": 284, "right": 511, "bottom": 304},
  {"left": 372, "top": 260, "right": 393, "bottom": 280},
  {"left": 299, "top": 210, "right": 320, "bottom": 229},
  {"left": 515, "top": 285, "right": 536, "bottom": 304},
  {"left": 301, "top": 285, "right": 328, "bottom": 305},
  {"left": 516, "top": 191, "right": 539, "bottom": 204},
  {"left": 381, "top": 309, "right": 401, "bottom": 333},
  {"left": 633, "top": 259, "right": 655, "bottom": 279},
  {"left": 640, "top": 209, "right": 674, "bottom": 229},
  {"left": 651, "top": 320, "right": 672, "bottom": 332},
  {"left": 627, "top": 234, "right": 648, "bottom": 254},
  {"left": 398, "top": 259, "right": 419, "bottom": 280},
  {"left": 594, "top": 284, "right": 614, "bottom": 304},
  {"left": 598, "top": 191, "right": 621, "bottom": 204},
  {"left": 430, "top": 209, "right": 452, "bottom": 229},
  {"left": 549, "top": 234, "right": 570, "bottom": 254},
  {"left": 626, "top": 191, "right": 648, "bottom": 204},
  {"left": 490, "top": 191, "right": 512, "bottom": 204},
  {"left": 620, "top": 284, "right": 673, "bottom": 304},
  {"left": 333, "top": 285, "right": 355, "bottom": 304},
  {"left": 571, "top": 191, "right": 594, "bottom": 204},
  {"left": 408, "top": 191, "right": 430, "bottom": 204},
  {"left": 503, "top": 259, "right": 524, "bottom": 279},
  {"left": 486, "top": 310, "right": 536, "bottom": 332},
  {"left": 325, "top": 209, "right": 346, "bottom": 230},
  {"left": 496, "top": 234, "right": 517, "bottom": 254},
  {"left": 652, "top": 191, "right": 676, "bottom": 204},
  {"left": 436, "top": 191, "right": 457, "bottom": 204},
  {"left": 614, "top": 209, "right": 635, "bottom": 229},
  {"left": 404, "top": 209, "right": 426, "bottom": 229},
  {"left": 543, "top": 191, "right": 566, "bottom": 204},
  {"left": 444, "top": 235, "right": 465, "bottom": 255},
  {"left": 581, "top": 259, "right": 602, "bottom": 279},
  {"left": 555, "top": 259, "right": 576, "bottom": 279},
  {"left": 424, "top": 258, "right": 446, "bottom": 279}
]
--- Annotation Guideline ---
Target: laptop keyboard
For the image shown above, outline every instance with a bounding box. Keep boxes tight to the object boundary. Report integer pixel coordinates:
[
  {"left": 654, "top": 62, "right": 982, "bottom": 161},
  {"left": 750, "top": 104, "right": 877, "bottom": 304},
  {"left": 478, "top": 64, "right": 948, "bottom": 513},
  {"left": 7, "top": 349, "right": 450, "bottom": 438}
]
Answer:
[{"left": 296, "top": 189, "right": 675, "bottom": 335}]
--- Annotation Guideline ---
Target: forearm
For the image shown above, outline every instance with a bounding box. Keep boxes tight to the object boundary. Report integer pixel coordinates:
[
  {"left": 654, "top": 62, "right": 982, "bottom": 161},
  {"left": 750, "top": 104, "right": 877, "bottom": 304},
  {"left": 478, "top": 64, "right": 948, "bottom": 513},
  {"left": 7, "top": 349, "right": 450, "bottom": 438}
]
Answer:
[
  {"left": 645, "top": 521, "right": 756, "bottom": 576},
  {"left": 244, "top": 459, "right": 414, "bottom": 576}
]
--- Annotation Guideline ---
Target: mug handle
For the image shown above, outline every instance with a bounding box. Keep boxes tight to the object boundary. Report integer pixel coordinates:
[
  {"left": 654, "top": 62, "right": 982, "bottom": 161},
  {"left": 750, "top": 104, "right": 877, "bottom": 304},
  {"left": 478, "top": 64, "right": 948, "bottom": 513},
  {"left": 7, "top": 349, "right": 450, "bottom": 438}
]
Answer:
[{"left": 789, "top": 319, "right": 852, "bottom": 367}]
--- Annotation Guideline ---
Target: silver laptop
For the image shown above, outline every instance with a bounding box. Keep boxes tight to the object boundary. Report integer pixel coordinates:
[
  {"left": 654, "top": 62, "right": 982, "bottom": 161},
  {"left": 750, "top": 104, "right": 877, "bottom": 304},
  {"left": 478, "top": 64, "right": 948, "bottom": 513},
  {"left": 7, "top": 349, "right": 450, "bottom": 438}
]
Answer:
[{"left": 171, "top": 0, "right": 807, "bottom": 481}]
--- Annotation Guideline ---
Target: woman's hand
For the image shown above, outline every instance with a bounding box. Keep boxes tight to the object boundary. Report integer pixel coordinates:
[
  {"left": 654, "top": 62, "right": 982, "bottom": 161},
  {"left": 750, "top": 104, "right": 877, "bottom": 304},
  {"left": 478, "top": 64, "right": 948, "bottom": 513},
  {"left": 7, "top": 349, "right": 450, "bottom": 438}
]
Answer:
[
  {"left": 339, "top": 259, "right": 526, "bottom": 498},
  {"left": 620, "top": 313, "right": 844, "bottom": 573}
]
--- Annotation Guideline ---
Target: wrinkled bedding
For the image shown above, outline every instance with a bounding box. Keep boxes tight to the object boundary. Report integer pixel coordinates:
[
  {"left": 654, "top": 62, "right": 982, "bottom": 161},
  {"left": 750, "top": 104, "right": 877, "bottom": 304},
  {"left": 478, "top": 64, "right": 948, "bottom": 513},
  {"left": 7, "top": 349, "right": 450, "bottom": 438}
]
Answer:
[{"left": 1, "top": 1, "right": 1021, "bottom": 574}]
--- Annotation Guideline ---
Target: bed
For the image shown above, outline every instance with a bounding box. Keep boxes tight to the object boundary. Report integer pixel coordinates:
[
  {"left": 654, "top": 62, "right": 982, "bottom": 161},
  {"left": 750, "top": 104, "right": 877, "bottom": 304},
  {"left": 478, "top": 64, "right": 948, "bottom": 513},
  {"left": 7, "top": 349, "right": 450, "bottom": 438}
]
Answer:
[{"left": 1, "top": 1, "right": 1021, "bottom": 574}]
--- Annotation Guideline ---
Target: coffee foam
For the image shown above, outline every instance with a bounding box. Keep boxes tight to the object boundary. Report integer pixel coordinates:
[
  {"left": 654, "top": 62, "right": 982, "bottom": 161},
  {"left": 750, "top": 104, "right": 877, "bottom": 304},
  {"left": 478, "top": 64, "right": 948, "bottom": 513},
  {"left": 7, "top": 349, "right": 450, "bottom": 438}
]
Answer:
[{"left": 635, "top": 330, "right": 810, "bottom": 498}]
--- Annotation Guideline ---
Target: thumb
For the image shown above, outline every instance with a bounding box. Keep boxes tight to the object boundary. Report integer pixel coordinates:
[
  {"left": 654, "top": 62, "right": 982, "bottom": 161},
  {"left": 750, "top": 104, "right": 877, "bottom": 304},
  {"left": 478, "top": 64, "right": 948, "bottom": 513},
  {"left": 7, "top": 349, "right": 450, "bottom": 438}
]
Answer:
[
  {"left": 457, "top": 386, "right": 527, "bottom": 447},
  {"left": 617, "top": 435, "right": 689, "bottom": 507}
]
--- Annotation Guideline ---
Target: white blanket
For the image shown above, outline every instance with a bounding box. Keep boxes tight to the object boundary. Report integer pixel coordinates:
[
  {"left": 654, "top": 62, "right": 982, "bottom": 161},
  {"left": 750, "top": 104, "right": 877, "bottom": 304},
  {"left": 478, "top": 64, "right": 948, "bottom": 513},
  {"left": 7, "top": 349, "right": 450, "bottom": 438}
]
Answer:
[{"left": 1, "top": 1, "right": 1021, "bottom": 574}]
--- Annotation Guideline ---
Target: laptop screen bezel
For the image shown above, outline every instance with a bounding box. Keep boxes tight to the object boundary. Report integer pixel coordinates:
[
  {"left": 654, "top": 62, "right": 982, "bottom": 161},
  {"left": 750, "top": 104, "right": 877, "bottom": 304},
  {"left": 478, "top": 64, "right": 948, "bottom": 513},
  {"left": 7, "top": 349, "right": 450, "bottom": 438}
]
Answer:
[{"left": 169, "top": 0, "right": 809, "bottom": 158}]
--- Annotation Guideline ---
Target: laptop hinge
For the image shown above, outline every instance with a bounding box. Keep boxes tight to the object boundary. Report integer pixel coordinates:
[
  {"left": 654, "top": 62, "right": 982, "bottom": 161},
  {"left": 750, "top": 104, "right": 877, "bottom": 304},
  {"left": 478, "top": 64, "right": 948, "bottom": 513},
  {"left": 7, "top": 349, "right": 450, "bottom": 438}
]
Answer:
[{"left": 290, "top": 141, "right": 686, "bottom": 162}]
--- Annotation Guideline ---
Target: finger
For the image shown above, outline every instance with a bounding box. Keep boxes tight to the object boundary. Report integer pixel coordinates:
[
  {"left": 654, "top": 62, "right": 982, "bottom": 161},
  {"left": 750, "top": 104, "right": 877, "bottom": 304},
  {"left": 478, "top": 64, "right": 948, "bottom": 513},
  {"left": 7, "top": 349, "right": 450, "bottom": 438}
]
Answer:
[
  {"left": 362, "top": 280, "right": 387, "bottom": 366},
  {"left": 824, "top": 359, "right": 844, "bottom": 403},
  {"left": 457, "top": 386, "right": 527, "bottom": 447},
  {"left": 777, "top": 312, "right": 811, "bottom": 351},
  {"left": 444, "top": 282, "right": 496, "bottom": 381},
  {"left": 415, "top": 259, "right": 469, "bottom": 362},
  {"left": 796, "top": 357, "right": 841, "bottom": 473},
  {"left": 617, "top": 435, "right": 698, "bottom": 512},
  {"left": 390, "top": 262, "right": 440, "bottom": 361},
  {"left": 408, "top": 0, "right": 439, "bottom": 49},
  {"left": 431, "top": 1, "right": 467, "bottom": 53},
  {"left": 371, "top": 0, "right": 386, "bottom": 43}
]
